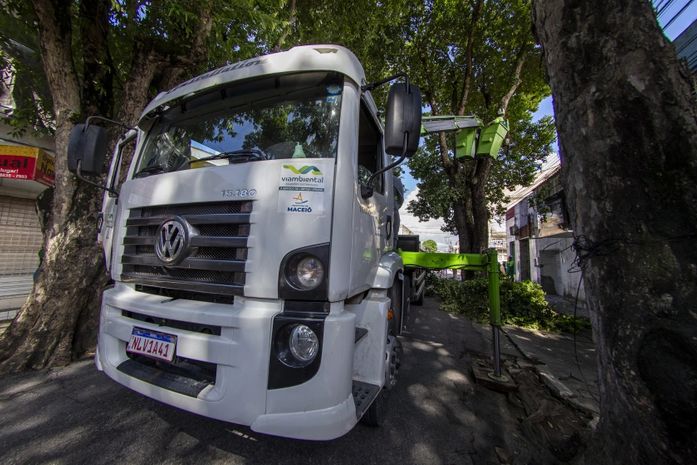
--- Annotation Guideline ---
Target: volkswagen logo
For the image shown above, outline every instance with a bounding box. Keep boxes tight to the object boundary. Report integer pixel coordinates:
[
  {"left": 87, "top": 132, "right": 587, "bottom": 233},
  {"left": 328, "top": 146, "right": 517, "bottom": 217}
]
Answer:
[{"left": 155, "top": 218, "right": 190, "bottom": 265}]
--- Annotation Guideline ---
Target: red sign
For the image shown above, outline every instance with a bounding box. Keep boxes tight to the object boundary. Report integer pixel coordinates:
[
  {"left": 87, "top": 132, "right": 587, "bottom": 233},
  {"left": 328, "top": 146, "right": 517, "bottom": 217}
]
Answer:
[
  {"left": 0, "top": 145, "right": 55, "bottom": 186},
  {"left": 0, "top": 154, "right": 36, "bottom": 179}
]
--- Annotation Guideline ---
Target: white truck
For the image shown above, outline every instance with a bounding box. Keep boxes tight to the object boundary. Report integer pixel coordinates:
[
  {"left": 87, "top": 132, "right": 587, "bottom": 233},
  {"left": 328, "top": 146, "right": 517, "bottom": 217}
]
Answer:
[{"left": 67, "top": 45, "right": 422, "bottom": 440}]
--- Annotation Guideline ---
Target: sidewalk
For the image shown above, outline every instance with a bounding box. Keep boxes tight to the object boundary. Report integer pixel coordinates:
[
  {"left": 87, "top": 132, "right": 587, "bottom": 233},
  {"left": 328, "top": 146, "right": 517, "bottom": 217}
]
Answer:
[
  {"left": 504, "top": 325, "right": 598, "bottom": 416},
  {"left": 0, "top": 275, "right": 32, "bottom": 322},
  {"left": 472, "top": 319, "right": 599, "bottom": 417},
  {"left": 545, "top": 294, "right": 590, "bottom": 319}
]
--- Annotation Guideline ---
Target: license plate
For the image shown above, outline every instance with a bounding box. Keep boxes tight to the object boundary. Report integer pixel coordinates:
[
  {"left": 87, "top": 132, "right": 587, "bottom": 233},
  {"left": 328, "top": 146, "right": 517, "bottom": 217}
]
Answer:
[{"left": 127, "top": 327, "right": 177, "bottom": 362}]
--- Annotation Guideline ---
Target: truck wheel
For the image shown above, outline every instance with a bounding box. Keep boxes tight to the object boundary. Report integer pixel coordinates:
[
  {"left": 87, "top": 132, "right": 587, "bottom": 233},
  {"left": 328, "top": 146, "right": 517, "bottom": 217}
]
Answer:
[
  {"left": 360, "top": 389, "right": 388, "bottom": 426},
  {"left": 361, "top": 336, "right": 401, "bottom": 426}
]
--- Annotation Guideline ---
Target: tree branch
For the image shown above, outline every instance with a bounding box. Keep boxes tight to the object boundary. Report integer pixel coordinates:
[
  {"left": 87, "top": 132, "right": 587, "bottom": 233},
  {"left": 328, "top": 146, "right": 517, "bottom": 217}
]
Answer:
[
  {"left": 118, "top": 1, "right": 216, "bottom": 125},
  {"left": 272, "top": 0, "right": 297, "bottom": 53},
  {"left": 499, "top": 45, "right": 528, "bottom": 116},
  {"left": 79, "top": 0, "right": 113, "bottom": 116},
  {"left": 457, "top": 0, "right": 484, "bottom": 115}
]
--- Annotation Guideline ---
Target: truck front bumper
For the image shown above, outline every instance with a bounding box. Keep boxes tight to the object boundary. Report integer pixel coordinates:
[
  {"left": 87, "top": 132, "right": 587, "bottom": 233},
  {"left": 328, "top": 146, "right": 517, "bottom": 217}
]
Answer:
[{"left": 95, "top": 284, "right": 357, "bottom": 440}]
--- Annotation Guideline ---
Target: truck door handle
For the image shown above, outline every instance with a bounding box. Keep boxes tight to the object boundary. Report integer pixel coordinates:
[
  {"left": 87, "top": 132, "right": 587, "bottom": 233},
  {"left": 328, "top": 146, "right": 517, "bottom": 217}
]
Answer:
[{"left": 386, "top": 215, "right": 392, "bottom": 240}]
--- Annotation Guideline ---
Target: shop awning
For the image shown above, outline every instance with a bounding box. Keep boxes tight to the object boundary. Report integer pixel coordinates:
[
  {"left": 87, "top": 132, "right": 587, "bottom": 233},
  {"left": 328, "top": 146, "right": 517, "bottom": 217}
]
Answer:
[{"left": 0, "top": 145, "right": 54, "bottom": 186}]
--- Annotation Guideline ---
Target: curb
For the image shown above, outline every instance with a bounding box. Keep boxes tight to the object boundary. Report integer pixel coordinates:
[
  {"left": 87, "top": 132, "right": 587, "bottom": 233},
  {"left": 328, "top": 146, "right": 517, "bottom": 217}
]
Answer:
[
  {"left": 0, "top": 309, "right": 18, "bottom": 322},
  {"left": 499, "top": 326, "right": 599, "bottom": 418}
]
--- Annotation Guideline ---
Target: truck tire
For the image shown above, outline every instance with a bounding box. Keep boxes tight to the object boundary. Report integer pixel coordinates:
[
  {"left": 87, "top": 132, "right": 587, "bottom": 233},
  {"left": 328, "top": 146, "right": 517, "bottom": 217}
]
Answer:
[
  {"left": 361, "top": 337, "right": 401, "bottom": 427},
  {"left": 360, "top": 389, "right": 387, "bottom": 426}
]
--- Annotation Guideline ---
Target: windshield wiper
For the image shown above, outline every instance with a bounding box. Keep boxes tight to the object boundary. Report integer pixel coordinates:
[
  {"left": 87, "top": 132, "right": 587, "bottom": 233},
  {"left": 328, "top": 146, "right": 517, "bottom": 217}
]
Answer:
[
  {"left": 187, "top": 148, "right": 268, "bottom": 165},
  {"left": 133, "top": 165, "right": 168, "bottom": 178},
  {"left": 134, "top": 148, "right": 269, "bottom": 179}
]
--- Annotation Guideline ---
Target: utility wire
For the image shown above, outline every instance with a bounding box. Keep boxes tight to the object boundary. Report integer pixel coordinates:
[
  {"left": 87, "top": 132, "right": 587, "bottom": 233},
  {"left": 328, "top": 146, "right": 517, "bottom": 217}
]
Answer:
[
  {"left": 676, "top": 33, "right": 697, "bottom": 54},
  {"left": 665, "top": 0, "right": 696, "bottom": 29},
  {"left": 685, "top": 49, "right": 697, "bottom": 65},
  {"left": 657, "top": 0, "right": 678, "bottom": 18},
  {"left": 654, "top": 0, "right": 667, "bottom": 10}
]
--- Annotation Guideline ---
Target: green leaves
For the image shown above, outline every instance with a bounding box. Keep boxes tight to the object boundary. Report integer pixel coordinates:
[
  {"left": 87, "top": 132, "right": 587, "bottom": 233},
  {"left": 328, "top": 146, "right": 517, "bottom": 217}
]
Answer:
[
  {"left": 421, "top": 239, "right": 438, "bottom": 252},
  {"left": 0, "top": 2, "right": 52, "bottom": 134},
  {"left": 431, "top": 275, "right": 590, "bottom": 332},
  {"left": 389, "top": 0, "right": 555, "bottom": 247},
  {"left": 2, "top": 0, "right": 287, "bottom": 131}
]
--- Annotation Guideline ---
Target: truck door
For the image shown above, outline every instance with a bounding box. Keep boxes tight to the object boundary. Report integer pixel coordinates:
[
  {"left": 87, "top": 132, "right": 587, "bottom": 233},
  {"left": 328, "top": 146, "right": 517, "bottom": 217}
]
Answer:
[
  {"left": 351, "top": 100, "right": 391, "bottom": 289},
  {"left": 100, "top": 131, "right": 136, "bottom": 270}
]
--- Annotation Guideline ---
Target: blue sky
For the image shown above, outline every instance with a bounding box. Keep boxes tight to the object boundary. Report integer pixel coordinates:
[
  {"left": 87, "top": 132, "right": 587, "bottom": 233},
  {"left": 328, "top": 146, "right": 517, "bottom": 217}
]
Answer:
[{"left": 655, "top": 0, "right": 697, "bottom": 40}]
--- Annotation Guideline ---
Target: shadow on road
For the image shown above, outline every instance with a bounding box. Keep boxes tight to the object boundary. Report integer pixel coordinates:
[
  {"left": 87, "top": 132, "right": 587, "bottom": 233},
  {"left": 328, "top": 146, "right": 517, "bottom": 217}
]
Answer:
[{"left": 0, "top": 298, "right": 589, "bottom": 465}]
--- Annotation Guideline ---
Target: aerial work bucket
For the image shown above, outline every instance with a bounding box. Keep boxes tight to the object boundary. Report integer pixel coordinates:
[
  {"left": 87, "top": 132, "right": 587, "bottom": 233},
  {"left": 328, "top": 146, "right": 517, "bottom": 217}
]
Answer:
[{"left": 476, "top": 117, "right": 508, "bottom": 157}]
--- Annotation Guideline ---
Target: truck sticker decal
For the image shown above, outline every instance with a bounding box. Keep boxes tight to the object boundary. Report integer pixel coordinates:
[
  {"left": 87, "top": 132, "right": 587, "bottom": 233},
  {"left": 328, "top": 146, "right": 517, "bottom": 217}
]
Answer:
[
  {"left": 282, "top": 165, "right": 322, "bottom": 175},
  {"left": 278, "top": 164, "right": 327, "bottom": 214}
]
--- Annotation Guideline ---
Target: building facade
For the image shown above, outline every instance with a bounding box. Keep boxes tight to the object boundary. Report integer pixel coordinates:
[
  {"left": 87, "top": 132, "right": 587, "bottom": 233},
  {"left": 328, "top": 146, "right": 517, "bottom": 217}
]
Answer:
[
  {"left": 0, "top": 42, "right": 55, "bottom": 317},
  {"left": 505, "top": 158, "right": 586, "bottom": 302}
]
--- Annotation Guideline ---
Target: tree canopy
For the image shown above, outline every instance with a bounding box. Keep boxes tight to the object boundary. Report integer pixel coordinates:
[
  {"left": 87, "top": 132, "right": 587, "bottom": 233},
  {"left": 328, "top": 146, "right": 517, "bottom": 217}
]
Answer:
[{"left": 397, "top": 0, "right": 555, "bottom": 253}]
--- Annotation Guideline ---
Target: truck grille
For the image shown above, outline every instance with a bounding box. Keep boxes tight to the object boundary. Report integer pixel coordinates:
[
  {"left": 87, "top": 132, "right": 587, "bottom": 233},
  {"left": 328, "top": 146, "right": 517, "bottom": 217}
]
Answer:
[{"left": 121, "top": 201, "right": 252, "bottom": 297}]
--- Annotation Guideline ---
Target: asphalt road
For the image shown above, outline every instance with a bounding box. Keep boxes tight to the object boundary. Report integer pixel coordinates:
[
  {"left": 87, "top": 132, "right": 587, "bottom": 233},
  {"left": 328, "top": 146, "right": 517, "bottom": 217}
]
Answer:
[{"left": 0, "top": 299, "right": 557, "bottom": 465}]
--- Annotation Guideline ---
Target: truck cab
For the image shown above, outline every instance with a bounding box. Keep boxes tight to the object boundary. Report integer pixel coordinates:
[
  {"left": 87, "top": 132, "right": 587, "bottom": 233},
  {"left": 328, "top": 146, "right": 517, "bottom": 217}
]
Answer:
[{"left": 69, "top": 45, "right": 421, "bottom": 440}]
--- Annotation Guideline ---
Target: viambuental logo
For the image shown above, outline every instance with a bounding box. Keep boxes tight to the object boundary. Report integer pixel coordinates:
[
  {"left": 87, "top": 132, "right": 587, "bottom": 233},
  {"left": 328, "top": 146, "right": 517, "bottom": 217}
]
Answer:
[
  {"left": 279, "top": 163, "right": 326, "bottom": 214},
  {"left": 280, "top": 165, "right": 324, "bottom": 186},
  {"left": 283, "top": 165, "right": 322, "bottom": 175}
]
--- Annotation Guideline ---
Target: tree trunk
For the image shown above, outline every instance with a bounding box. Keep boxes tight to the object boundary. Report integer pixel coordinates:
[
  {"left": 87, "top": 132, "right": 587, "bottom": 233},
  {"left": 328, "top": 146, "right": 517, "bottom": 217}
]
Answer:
[
  {"left": 0, "top": 0, "right": 107, "bottom": 372},
  {"left": 452, "top": 180, "right": 489, "bottom": 255},
  {"left": 533, "top": 2, "right": 697, "bottom": 463}
]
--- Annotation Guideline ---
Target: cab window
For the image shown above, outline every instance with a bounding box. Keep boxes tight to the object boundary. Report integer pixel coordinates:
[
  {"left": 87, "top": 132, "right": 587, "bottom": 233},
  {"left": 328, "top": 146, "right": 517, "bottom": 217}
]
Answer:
[{"left": 357, "top": 101, "right": 384, "bottom": 194}]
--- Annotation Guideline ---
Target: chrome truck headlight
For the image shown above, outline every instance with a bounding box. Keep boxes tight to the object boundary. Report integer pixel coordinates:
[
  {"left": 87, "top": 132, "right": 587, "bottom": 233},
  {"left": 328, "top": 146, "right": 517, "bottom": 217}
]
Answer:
[
  {"left": 289, "top": 324, "right": 319, "bottom": 363},
  {"left": 269, "top": 316, "right": 326, "bottom": 389},
  {"left": 278, "top": 243, "right": 330, "bottom": 301},
  {"left": 295, "top": 257, "right": 324, "bottom": 290}
]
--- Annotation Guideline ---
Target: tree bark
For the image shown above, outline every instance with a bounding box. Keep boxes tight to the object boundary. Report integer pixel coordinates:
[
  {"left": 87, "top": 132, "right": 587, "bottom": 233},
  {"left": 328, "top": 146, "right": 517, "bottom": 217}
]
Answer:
[
  {"left": 79, "top": 0, "right": 113, "bottom": 116},
  {"left": 533, "top": 1, "right": 697, "bottom": 463}
]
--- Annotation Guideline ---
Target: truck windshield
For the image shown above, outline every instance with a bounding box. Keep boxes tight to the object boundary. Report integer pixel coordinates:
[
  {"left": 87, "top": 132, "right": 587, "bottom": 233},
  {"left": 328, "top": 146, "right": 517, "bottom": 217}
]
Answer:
[{"left": 134, "top": 72, "right": 343, "bottom": 178}]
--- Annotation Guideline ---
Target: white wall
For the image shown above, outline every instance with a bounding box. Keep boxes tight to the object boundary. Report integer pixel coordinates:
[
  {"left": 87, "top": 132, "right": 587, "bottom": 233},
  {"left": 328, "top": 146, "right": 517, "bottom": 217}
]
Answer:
[{"left": 530, "top": 235, "right": 586, "bottom": 301}]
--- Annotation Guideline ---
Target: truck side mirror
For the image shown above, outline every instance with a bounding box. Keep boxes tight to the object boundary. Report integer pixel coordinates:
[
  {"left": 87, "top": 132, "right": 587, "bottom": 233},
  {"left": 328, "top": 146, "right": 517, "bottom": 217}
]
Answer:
[
  {"left": 68, "top": 124, "right": 108, "bottom": 175},
  {"left": 384, "top": 83, "right": 422, "bottom": 157}
]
